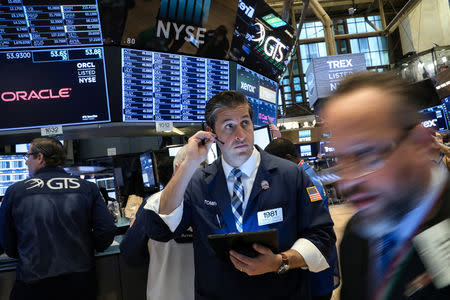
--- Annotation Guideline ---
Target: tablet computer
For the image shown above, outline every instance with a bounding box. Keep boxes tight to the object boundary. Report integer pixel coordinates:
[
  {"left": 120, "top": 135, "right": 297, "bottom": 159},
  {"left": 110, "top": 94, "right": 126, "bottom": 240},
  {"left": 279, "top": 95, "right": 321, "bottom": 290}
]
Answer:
[{"left": 208, "top": 229, "right": 279, "bottom": 261}]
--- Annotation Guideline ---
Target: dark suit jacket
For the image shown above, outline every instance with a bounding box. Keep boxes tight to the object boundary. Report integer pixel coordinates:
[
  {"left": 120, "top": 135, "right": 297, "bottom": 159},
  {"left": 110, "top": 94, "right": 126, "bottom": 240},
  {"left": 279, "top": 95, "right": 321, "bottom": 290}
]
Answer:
[
  {"left": 340, "top": 180, "right": 450, "bottom": 300},
  {"left": 135, "top": 147, "right": 336, "bottom": 300}
]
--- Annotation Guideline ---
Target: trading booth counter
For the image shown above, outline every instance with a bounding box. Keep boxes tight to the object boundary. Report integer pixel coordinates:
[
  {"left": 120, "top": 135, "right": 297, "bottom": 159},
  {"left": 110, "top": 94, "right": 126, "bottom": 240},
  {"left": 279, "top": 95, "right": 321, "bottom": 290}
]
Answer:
[{"left": 0, "top": 219, "right": 148, "bottom": 300}]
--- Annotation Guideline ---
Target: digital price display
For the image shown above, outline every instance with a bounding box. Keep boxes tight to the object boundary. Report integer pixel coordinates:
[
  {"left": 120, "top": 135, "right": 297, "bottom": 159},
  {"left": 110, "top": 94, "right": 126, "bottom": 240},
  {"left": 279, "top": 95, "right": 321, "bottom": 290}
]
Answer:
[
  {"left": 0, "top": 0, "right": 103, "bottom": 49},
  {"left": 0, "top": 155, "right": 28, "bottom": 196},
  {"left": 419, "top": 105, "right": 448, "bottom": 132},
  {"left": 0, "top": 47, "right": 110, "bottom": 131},
  {"left": 122, "top": 48, "right": 229, "bottom": 122},
  {"left": 236, "top": 64, "right": 277, "bottom": 127},
  {"left": 442, "top": 96, "right": 450, "bottom": 130}
]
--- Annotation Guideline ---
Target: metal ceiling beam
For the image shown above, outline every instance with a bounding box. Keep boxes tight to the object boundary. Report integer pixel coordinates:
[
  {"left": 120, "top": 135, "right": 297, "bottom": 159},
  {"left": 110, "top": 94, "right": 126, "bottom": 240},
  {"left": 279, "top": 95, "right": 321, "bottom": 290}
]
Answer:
[{"left": 385, "top": 0, "right": 422, "bottom": 33}]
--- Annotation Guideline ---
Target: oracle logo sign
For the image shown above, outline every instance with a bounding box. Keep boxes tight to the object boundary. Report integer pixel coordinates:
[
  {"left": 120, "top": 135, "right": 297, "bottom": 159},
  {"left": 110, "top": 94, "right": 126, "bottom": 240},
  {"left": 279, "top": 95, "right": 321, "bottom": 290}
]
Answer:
[{"left": 1, "top": 88, "right": 72, "bottom": 102}]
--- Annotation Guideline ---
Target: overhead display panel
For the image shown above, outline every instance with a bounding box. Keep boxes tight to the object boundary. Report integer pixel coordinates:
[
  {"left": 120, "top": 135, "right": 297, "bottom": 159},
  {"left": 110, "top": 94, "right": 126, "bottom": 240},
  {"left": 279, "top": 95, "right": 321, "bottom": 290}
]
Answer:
[
  {"left": 229, "top": 0, "right": 294, "bottom": 81},
  {"left": 235, "top": 63, "right": 277, "bottom": 126},
  {"left": 0, "top": 47, "right": 110, "bottom": 130},
  {"left": 0, "top": 0, "right": 103, "bottom": 49},
  {"left": 102, "top": 0, "right": 238, "bottom": 59},
  {"left": 122, "top": 48, "right": 229, "bottom": 122},
  {"left": 419, "top": 105, "right": 448, "bottom": 132}
]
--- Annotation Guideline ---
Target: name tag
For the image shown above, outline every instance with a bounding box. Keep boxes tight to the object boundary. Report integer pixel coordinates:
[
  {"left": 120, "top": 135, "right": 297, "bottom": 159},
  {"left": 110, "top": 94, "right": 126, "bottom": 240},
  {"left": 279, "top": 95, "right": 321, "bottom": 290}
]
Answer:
[
  {"left": 413, "top": 218, "right": 450, "bottom": 289},
  {"left": 257, "top": 208, "right": 283, "bottom": 226}
]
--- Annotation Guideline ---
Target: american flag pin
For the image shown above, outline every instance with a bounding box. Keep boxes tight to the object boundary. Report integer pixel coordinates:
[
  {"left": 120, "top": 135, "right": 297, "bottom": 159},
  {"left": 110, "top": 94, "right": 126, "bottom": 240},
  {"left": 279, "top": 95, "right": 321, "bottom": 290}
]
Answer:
[{"left": 261, "top": 180, "right": 270, "bottom": 190}]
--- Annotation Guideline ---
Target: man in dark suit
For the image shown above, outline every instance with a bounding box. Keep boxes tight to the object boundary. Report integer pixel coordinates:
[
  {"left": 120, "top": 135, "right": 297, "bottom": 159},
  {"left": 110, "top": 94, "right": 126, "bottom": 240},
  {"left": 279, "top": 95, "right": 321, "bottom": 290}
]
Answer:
[
  {"left": 323, "top": 72, "right": 450, "bottom": 299},
  {"left": 135, "top": 91, "right": 336, "bottom": 299}
]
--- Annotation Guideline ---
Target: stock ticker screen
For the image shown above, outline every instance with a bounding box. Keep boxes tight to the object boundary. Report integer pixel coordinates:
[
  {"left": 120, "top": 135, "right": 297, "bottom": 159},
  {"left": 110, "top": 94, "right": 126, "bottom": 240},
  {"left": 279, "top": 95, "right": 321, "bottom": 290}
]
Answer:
[
  {"left": 0, "top": 47, "right": 110, "bottom": 130},
  {"left": 418, "top": 105, "right": 448, "bottom": 132},
  {"left": 122, "top": 48, "right": 229, "bottom": 122},
  {"left": 235, "top": 63, "right": 277, "bottom": 126},
  {"left": 0, "top": 0, "right": 103, "bottom": 49},
  {"left": 441, "top": 96, "right": 450, "bottom": 130},
  {"left": 0, "top": 155, "right": 28, "bottom": 196}
]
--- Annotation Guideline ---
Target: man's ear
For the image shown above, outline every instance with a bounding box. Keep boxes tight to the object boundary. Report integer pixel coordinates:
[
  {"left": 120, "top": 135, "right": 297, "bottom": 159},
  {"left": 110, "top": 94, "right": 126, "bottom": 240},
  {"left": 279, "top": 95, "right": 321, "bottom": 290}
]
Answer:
[{"left": 206, "top": 125, "right": 213, "bottom": 133}]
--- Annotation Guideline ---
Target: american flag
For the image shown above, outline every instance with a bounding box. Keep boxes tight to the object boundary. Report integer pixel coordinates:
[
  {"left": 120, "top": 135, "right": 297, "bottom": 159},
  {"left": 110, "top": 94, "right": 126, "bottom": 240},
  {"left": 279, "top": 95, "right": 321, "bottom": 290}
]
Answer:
[{"left": 307, "top": 186, "right": 323, "bottom": 202}]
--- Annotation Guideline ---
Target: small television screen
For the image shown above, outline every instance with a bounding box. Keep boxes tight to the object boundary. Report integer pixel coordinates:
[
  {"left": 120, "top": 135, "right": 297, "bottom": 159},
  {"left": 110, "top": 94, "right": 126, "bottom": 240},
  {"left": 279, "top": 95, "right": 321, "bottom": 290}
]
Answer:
[
  {"left": 167, "top": 143, "right": 218, "bottom": 164},
  {"left": 319, "top": 141, "right": 335, "bottom": 156},
  {"left": 168, "top": 145, "right": 184, "bottom": 157},
  {"left": 298, "top": 143, "right": 318, "bottom": 158},
  {"left": 419, "top": 105, "right": 448, "bottom": 132},
  {"left": 261, "top": 13, "right": 287, "bottom": 28},
  {"left": 253, "top": 125, "right": 272, "bottom": 150},
  {"left": 122, "top": 48, "right": 229, "bottom": 122},
  {"left": 0, "top": 155, "right": 29, "bottom": 196},
  {"left": 0, "top": 47, "right": 110, "bottom": 131},
  {"left": 298, "top": 130, "right": 311, "bottom": 142},
  {"left": 441, "top": 96, "right": 450, "bottom": 130},
  {"left": 15, "top": 143, "right": 30, "bottom": 153},
  {"left": 96, "top": 177, "right": 115, "bottom": 191},
  {"left": 139, "top": 151, "right": 156, "bottom": 188},
  {"left": 107, "top": 191, "right": 116, "bottom": 199},
  {"left": 0, "top": 0, "right": 103, "bottom": 50}
]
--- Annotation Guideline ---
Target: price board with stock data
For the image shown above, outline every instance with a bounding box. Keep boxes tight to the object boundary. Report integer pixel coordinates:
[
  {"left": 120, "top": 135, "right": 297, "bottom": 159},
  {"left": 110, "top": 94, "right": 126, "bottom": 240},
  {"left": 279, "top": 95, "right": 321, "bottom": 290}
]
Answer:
[
  {"left": 122, "top": 48, "right": 230, "bottom": 122},
  {"left": 0, "top": 0, "right": 102, "bottom": 49}
]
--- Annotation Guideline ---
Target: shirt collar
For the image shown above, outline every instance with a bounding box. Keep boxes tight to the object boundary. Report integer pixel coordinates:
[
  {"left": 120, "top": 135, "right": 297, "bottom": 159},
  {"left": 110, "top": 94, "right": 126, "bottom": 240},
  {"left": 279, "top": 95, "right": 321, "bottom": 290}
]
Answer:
[{"left": 222, "top": 147, "right": 260, "bottom": 179}]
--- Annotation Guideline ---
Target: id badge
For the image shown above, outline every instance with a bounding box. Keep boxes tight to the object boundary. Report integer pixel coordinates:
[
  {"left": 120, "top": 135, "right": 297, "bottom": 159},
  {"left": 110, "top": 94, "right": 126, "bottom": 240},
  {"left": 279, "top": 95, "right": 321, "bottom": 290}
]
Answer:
[{"left": 257, "top": 208, "right": 283, "bottom": 226}]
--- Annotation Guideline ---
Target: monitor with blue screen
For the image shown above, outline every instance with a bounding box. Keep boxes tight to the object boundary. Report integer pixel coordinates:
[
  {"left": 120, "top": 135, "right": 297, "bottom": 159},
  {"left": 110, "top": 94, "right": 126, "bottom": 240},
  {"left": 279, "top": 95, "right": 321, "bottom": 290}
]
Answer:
[{"left": 0, "top": 155, "right": 29, "bottom": 196}]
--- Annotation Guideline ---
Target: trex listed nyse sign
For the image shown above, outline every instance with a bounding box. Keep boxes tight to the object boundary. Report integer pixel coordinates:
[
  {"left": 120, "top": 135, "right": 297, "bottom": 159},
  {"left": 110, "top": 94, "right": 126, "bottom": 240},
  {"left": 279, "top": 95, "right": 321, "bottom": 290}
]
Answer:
[{"left": 305, "top": 53, "right": 367, "bottom": 107}]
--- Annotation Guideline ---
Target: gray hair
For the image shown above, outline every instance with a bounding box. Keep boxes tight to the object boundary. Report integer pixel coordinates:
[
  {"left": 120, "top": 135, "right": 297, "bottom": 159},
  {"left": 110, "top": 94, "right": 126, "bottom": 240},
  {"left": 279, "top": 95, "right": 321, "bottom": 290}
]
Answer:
[{"left": 173, "top": 145, "right": 208, "bottom": 172}]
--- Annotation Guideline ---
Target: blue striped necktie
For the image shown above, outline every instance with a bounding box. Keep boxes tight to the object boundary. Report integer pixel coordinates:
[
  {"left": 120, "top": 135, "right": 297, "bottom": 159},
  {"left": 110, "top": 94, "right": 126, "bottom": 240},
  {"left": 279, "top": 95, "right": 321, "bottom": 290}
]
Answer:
[{"left": 230, "top": 168, "right": 244, "bottom": 232}]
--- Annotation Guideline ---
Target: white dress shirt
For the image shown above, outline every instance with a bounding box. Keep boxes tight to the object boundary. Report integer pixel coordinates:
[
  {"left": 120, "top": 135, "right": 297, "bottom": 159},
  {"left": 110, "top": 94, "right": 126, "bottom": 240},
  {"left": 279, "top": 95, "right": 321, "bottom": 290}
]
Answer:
[{"left": 146, "top": 147, "right": 330, "bottom": 272}]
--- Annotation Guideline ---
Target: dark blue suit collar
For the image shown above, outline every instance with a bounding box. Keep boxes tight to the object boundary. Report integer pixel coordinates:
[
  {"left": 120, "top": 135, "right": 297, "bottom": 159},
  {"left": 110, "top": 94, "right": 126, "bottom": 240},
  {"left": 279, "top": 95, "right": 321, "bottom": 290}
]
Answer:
[{"left": 35, "top": 166, "right": 67, "bottom": 176}]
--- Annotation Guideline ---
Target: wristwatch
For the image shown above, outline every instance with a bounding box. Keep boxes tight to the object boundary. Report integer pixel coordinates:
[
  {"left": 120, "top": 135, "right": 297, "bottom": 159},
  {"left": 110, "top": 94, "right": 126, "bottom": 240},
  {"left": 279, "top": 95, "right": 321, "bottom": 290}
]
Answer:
[{"left": 277, "top": 253, "right": 290, "bottom": 274}]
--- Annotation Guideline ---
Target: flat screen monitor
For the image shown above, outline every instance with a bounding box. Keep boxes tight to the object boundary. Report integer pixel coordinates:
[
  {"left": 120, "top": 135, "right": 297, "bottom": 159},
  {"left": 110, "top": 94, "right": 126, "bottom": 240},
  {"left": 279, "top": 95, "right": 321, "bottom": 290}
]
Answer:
[
  {"left": 168, "top": 143, "right": 218, "bottom": 164},
  {"left": 441, "top": 96, "right": 450, "bottom": 130},
  {"left": 102, "top": 0, "right": 238, "bottom": 59},
  {"left": 298, "top": 130, "right": 311, "bottom": 142},
  {"left": 319, "top": 141, "right": 335, "bottom": 156},
  {"left": 0, "top": 0, "right": 103, "bottom": 50},
  {"left": 229, "top": 0, "right": 294, "bottom": 81},
  {"left": 298, "top": 143, "right": 318, "bottom": 158},
  {"left": 0, "top": 47, "right": 110, "bottom": 131},
  {"left": 15, "top": 143, "right": 30, "bottom": 153},
  {"left": 253, "top": 125, "right": 272, "bottom": 150},
  {"left": 235, "top": 64, "right": 277, "bottom": 126},
  {"left": 96, "top": 177, "right": 115, "bottom": 191},
  {"left": 0, "top": 155, "right": 29, "bottom": 196},
  {"left": 168, "top": 145, "right": 184, "bottom": 157},
  {"left": 419, "top": 105, "right": 448, "bottom": 132},
  {"left": 139, "top": 151, "right": 156, "bottom": 188},
  {"left": 122, "top": 48, "right": 229, "bottom": 122}
]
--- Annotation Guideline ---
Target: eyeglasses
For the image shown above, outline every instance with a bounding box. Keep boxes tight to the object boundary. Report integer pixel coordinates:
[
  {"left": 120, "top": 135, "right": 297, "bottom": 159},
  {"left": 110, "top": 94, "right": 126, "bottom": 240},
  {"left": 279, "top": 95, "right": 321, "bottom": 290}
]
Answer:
[
  {"left": 24, "top": 152, "right": 39, "bottom": 160},
  {"left": 331, "top": 129, "right": 412, "bottom": 181}
]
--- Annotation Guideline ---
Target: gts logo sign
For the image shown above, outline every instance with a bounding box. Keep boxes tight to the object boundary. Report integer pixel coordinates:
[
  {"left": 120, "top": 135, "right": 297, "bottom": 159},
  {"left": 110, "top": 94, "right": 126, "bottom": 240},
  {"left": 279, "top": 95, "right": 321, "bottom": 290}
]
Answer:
[
  {"left": 239, "top": 0, "right": 255, "bottom": 18},
  {"left": 26, "top": 178, "right": 81, "bottom": 190}
]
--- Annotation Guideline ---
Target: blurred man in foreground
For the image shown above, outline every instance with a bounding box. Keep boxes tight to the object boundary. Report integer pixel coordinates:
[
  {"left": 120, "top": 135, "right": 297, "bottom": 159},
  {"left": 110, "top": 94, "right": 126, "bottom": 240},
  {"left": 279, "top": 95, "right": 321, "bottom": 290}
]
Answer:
[{"left": 323, "top": 72, "right": 450, "bottom": 299}]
